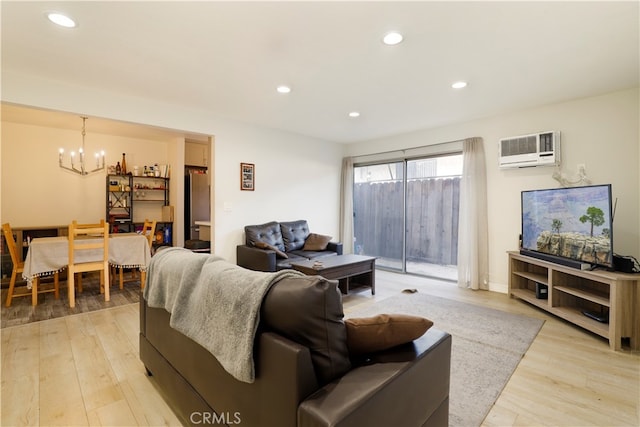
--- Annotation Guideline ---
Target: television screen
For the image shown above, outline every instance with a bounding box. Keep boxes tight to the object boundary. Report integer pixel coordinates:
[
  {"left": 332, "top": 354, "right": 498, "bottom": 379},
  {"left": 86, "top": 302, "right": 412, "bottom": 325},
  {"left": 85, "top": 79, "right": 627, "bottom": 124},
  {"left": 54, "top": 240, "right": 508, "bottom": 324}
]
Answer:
[{"left": 521, "top": 184, "right": 613, "bottom": 269}]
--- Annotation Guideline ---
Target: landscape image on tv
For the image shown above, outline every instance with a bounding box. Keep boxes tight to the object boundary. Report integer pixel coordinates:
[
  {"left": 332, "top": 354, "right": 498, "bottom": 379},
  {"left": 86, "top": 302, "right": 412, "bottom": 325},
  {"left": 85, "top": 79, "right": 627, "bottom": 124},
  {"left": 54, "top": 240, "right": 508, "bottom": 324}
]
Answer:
[{"left": 521, "top": 185, "right": 613, "bottom": 268}]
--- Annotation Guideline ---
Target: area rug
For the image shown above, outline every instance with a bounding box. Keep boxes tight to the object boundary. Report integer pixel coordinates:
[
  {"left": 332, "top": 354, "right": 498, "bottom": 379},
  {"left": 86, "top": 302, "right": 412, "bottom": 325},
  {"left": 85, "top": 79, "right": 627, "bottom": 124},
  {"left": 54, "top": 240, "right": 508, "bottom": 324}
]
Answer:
[
  {"left": 1, "top": 278, "right": 140, "bottom": 328},
  {"left": 345, "top": 292, "right": 544, "bottom": 427}
]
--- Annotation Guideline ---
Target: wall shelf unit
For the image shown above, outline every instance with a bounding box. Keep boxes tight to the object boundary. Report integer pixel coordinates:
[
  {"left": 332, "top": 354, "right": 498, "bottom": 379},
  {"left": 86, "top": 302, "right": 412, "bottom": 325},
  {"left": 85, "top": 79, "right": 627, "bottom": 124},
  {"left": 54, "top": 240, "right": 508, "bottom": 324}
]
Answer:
[
  {"left": 106, "top": 174, "right": 173, "bottom": 245},
  {"left": 508, "top": 251, "right": 639, "bottom": 351},
  {"left": 107, "top": 174, "right": 133, "bottom": 223}
]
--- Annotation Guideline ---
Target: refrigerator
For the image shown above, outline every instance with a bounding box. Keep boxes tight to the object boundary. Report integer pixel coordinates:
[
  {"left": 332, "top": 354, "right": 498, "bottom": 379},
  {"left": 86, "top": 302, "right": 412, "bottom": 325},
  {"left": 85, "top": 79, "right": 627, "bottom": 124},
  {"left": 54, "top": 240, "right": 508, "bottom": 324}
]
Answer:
[{"left": 184, "top": 173, "right": 210, "bottom": 241}]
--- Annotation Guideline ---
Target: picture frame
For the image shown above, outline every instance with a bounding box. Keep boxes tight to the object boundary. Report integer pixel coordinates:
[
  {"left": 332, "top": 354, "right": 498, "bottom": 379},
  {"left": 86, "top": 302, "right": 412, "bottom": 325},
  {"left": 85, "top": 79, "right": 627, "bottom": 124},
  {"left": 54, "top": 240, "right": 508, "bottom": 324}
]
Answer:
[{"left": 240, "top": 162, "right": 255, "bottom": 191}]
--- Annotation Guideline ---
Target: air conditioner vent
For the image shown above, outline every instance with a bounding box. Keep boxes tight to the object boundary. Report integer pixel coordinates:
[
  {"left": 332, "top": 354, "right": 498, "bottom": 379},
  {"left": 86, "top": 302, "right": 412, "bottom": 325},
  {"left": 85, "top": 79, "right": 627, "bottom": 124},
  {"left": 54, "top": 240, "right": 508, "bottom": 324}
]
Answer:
[
  {"left": 501, "top": 136, "right": 537, "bottom": 157},
  {"left": 499, "top": 131, "right": 560, "bottom": 168}
]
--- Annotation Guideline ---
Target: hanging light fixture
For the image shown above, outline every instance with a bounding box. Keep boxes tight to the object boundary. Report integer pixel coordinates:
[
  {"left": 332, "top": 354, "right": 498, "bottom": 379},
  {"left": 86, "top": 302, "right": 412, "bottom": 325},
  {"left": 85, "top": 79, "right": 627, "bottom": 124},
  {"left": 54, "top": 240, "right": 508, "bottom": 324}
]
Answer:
[{"left": 58, "top": 116, "right": 105, "bottom": 175}]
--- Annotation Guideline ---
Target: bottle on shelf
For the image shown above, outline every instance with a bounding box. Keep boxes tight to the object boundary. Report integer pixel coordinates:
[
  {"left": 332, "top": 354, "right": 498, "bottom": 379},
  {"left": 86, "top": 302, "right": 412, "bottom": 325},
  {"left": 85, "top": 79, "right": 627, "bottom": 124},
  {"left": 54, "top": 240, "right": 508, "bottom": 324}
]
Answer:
[
  {"left": 116, "top": 162, "right": 121, "bottom": 175},
  {"left": 121, "top": 153, "right": 127, "bottom": 175}
]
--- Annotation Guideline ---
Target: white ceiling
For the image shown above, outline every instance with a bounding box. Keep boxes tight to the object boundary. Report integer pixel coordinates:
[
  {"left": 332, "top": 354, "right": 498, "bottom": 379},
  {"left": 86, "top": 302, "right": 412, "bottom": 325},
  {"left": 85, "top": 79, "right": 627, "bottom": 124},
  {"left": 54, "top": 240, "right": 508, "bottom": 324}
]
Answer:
[{"left": 2, "top": 1, "right": 638, "bottom": 144}]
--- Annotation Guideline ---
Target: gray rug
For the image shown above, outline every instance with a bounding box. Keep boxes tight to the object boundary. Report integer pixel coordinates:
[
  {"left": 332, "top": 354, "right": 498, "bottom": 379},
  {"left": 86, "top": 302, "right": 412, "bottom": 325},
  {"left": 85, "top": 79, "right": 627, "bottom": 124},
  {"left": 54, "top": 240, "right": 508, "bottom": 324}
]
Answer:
[{"left": 346, "top": 292, "right": 544, "bottom": 427}]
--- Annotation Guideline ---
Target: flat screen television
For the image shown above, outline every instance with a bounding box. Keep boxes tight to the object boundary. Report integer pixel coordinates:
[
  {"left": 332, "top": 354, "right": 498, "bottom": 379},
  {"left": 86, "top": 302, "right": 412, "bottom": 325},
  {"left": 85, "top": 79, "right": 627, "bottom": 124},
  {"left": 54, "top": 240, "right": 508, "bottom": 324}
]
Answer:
[{"left": 521, "top": 184, "right": 614, "bottom": 270}]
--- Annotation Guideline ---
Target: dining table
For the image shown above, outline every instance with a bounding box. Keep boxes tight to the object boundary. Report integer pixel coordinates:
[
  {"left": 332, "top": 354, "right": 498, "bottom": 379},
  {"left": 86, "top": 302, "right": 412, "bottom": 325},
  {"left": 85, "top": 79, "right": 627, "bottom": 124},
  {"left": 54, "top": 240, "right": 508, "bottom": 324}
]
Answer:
[{"left": 22, "top": 233, "right": 152, "bottom": 307}]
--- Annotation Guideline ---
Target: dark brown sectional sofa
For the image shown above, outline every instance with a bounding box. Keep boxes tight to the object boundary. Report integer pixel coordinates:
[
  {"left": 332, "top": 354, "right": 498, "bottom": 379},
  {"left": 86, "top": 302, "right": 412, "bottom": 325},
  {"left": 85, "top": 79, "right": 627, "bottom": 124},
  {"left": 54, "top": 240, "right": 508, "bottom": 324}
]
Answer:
[{"left": 140, "top": 250, "right": 452, "bottom": 427}]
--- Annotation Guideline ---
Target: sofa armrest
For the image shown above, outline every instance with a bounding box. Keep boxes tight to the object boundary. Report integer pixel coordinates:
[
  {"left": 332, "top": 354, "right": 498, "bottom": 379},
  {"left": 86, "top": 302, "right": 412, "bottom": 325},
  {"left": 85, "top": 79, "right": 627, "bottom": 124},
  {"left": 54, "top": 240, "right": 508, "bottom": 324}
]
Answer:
[
  {"left": 327, "top": 241, "right": 343, "bottom": 255},
  {"left": 237, "top": 245, "right": 277, "bottom": 272},
  {"left": 298, "top": 329, "right": 452, "bottom": 427}
]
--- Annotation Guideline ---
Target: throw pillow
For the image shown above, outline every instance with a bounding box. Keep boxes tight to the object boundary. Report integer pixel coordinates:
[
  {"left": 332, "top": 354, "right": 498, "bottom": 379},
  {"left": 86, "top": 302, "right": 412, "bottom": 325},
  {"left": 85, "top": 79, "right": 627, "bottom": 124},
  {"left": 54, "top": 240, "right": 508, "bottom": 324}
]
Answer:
[
  {"left": 345, "top": 314, "right": 433, "bottom": 355},
  {"left": 303, "top": 233, "right": 332, "bottom": 251},
  {"left": 254, "top": 241, "right": 288, "bottom": 259}
]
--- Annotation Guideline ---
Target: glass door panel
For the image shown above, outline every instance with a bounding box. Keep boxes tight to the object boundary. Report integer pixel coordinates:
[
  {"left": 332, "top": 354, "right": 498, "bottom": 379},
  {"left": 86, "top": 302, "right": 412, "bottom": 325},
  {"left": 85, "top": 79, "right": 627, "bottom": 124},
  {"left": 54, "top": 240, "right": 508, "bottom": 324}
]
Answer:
[
  {"left": 405, "top": 156, "right": 462, "bottom": 280},
  {"left": 353, "top": 162, "right": 404, "bottom": 270}
]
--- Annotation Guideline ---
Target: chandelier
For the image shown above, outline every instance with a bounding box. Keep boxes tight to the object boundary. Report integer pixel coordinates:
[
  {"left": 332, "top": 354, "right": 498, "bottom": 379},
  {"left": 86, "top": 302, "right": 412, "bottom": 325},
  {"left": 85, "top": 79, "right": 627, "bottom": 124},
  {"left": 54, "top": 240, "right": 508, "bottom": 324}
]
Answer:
[{"left": 58, "top": 116, "right": 105, "bottom": 175}]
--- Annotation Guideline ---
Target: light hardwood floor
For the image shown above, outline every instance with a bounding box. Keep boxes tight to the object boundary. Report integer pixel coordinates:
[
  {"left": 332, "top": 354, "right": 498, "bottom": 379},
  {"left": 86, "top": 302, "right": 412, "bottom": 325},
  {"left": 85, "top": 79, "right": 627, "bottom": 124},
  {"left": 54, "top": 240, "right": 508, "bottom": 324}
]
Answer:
[{"left": 1, "top": 270, "right": 638, "bottom": 426}]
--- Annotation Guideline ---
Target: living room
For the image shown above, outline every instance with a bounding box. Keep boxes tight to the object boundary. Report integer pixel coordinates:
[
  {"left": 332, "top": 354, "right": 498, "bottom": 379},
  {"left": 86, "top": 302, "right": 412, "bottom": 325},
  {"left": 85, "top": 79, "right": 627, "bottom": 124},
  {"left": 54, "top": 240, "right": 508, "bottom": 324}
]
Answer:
[
  {"left": 1, "top": 2, "right": 639, "bottom": 426},
  {"left": 3, "top": 87, "right": 638, "bottom": 294}
]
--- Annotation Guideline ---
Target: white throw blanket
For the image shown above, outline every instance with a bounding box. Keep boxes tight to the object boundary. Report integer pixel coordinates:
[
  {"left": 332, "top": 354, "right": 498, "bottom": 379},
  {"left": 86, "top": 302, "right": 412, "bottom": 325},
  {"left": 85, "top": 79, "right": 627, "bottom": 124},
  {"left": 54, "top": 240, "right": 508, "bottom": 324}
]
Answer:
[{"left": 143, "top": 247, "right": 304, "bottom": 383}]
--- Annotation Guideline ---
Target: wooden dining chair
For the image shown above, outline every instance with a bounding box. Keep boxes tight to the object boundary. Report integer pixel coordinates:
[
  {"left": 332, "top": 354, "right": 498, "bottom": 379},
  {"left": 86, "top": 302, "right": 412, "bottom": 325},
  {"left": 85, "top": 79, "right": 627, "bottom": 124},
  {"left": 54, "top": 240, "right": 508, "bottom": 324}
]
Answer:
[
  {"left": 139, "top": 219, "right": 156, "bottom": 289},
  {"left": 114, "top": 219, "right": 155, "bottom": 290},
  {"left": 141, "top": 219, "right": 157, "bottom": 248},
  {"left": 67, "top": 220, "right": 109, "bottom": 308},
  {"left": 3, "top": 223, "right": 59, "bottom": 306}
]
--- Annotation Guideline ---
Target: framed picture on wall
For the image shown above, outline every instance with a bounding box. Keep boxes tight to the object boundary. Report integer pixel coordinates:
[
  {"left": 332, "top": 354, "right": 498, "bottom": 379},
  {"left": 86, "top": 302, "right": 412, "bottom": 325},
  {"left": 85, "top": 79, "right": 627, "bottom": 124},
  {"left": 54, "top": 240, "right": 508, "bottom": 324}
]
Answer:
[{"left": 240, "top": 163, "right": 255, "bottom": 191}]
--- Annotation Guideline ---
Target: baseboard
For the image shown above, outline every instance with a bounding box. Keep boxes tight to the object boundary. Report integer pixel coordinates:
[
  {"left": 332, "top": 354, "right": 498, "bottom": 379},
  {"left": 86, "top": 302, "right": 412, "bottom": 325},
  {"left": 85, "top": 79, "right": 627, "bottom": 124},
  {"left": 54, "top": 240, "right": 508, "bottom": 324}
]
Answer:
[{"left": 488, "top": 281, "right": 508, "bottom": 294}]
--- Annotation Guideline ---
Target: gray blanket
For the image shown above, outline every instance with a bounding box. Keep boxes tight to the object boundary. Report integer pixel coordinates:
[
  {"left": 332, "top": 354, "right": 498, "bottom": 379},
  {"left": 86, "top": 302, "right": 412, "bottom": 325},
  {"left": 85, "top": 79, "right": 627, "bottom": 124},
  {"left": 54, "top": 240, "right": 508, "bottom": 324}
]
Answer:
[{"left": 143, "top": 247, "right": 304, "bottom": 383}]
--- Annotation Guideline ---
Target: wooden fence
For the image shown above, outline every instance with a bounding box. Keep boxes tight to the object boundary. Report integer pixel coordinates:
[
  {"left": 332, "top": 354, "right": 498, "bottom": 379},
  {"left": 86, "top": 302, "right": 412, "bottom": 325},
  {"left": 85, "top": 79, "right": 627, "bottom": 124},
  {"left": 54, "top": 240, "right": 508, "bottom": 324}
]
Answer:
[{"left": 353, "top": 177, "right": 460, "bottom": 265}]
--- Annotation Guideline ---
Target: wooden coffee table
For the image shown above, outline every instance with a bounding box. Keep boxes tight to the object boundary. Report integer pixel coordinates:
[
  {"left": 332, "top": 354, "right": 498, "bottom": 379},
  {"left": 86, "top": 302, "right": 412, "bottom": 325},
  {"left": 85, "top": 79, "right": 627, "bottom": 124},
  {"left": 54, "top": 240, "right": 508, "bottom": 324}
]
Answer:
[{"left": 290, "top": 254, "right": 376, "bottom": 295}]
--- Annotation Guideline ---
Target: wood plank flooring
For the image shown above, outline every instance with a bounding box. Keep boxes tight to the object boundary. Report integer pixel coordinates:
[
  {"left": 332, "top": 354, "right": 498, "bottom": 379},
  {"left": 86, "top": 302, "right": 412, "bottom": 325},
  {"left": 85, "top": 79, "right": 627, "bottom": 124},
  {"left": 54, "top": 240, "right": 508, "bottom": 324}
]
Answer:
[{"left": 1, "top": 269, "right": 638, "bottom": 426}]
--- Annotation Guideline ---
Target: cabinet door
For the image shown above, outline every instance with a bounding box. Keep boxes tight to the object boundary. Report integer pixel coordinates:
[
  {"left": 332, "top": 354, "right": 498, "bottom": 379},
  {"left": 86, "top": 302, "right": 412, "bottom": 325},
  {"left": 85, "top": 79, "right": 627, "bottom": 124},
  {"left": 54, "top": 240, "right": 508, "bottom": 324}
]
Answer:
[{"left": 185, "top": 142, "right": 208, "bottom": 167}]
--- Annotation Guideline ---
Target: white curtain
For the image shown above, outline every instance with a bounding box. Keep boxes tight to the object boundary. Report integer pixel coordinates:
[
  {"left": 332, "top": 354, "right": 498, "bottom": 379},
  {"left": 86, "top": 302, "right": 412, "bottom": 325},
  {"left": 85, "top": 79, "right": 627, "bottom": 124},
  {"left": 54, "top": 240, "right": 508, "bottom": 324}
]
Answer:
[
  {"left": 339, "top": 157, "right": 354, "bottom": 254},
  {"left": 457, "top": 137, "right": 489, "bottom": 290}
]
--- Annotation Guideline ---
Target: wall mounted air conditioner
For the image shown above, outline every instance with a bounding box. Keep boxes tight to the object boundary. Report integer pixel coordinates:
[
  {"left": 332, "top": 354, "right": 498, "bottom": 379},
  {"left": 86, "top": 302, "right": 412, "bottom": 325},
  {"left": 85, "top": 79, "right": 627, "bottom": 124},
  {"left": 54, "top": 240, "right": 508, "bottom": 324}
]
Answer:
[{"left": 499, "top": 131, "right": 561, "bottom": 169}]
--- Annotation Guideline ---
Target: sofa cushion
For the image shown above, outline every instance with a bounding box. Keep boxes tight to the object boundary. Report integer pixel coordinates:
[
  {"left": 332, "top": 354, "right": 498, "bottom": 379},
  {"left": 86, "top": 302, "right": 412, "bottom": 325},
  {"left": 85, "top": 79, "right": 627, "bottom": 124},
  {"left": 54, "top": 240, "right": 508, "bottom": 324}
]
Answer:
[
  {"left": 254, "top": 241, "right": 288, "bottom": 259},
  {"left": 245, "top": 221, "right": 285, "bottom": 252},
  {"left": 345, "top": 314, "right": 433, "bottom": 356},
  {"left": 280, "top": 220, "right": 310, "bottom": 252},
  {"left": 303, "top": 233, "right": 332, "bottom": 251},
  {"left": 274, "top": 253, "right": 308, "bottom": 270},
  {"left": 261, "top": 275, "right": 351, "bottom": 385}
]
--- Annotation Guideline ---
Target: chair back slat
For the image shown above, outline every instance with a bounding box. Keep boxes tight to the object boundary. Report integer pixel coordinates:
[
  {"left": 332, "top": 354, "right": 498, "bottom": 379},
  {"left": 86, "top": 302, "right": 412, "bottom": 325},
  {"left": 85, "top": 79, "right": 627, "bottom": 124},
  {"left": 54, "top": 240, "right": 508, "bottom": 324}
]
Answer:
[
  {"left": 141, "top": 219, "right": 157, "bottom": 247},
  {"left": 2, "top": 223, "right": 21, "bottom": 265},
  {"left": 68, "top": 220, "right": 109, "bottom": 266}
]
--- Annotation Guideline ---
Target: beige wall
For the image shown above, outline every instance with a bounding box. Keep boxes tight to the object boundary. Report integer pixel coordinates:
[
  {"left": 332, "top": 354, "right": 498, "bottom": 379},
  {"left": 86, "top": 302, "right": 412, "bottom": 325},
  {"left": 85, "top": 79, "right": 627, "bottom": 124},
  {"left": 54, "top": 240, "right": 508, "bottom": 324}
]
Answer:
[
  {"left": 346, "top": 88, "right": 640, "bottom": 291},
  {"left": 1, "top": 121, "right": 176, "bottom": 227}
]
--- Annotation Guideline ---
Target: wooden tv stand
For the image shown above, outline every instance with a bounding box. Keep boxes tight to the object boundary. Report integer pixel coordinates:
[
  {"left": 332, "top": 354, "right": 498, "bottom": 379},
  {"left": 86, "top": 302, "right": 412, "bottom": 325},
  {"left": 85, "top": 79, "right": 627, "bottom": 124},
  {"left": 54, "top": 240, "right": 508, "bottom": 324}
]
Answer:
[{"left": 508, "top": 251, "right": 639, "bottom": 351}]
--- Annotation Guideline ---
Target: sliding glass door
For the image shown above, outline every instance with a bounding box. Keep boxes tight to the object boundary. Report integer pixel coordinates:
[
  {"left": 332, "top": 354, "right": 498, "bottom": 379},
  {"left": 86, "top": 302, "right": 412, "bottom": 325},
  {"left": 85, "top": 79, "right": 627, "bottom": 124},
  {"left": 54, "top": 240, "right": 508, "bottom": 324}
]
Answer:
[{"left": 353, "top": 154, "right": 462, "bottom": 281}]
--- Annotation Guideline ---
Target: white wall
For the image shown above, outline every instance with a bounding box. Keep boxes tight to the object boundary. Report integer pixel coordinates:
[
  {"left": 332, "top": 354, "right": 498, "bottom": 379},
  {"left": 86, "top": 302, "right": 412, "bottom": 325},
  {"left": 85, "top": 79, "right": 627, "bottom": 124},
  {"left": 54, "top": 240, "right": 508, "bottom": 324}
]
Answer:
[
  {"left": 346, "top": 88, "right": 640, "bottom": 292},
  {"left": 213, "top": 123, "right": 343, "bottom": 262},
  {"left": 1, "top": 71, "right": 344, "bottom": 263}
]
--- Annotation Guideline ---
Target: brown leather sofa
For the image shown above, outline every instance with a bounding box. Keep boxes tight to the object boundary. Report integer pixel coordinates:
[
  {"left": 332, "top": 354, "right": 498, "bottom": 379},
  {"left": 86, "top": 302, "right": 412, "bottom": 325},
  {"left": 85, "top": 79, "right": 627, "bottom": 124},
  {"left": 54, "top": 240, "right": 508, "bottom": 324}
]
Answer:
[{"left": 140, "top": 265, "right": 451, "bottom": 427}]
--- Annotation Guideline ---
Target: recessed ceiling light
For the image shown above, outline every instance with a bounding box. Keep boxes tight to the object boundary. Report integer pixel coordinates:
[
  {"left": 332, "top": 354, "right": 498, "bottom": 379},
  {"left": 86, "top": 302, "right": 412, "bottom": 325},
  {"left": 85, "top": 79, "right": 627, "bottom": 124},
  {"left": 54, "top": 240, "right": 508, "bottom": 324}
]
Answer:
[
  {"left": 46, "top": 12, "right": 77, "bottom": 28},
  {"left": 348, "top": 111, "right": 361, "bottom": 118},
  {"left": 382, "top": 32, "right": 403, "bottom": 46},
  {"left": 276, "top": 85, "right": 291, "bottom": 94},
  {"left": 452, "top": 81, "right": 468, "bottom": 89}
]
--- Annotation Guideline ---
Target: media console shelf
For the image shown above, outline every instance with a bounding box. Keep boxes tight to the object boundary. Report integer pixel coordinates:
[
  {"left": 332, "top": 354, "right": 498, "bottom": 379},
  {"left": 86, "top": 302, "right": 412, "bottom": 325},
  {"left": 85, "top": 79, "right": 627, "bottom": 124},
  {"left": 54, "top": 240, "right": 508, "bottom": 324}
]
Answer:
[{"left": 508, "top": 251, "right": 639, "bottom": 351}]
